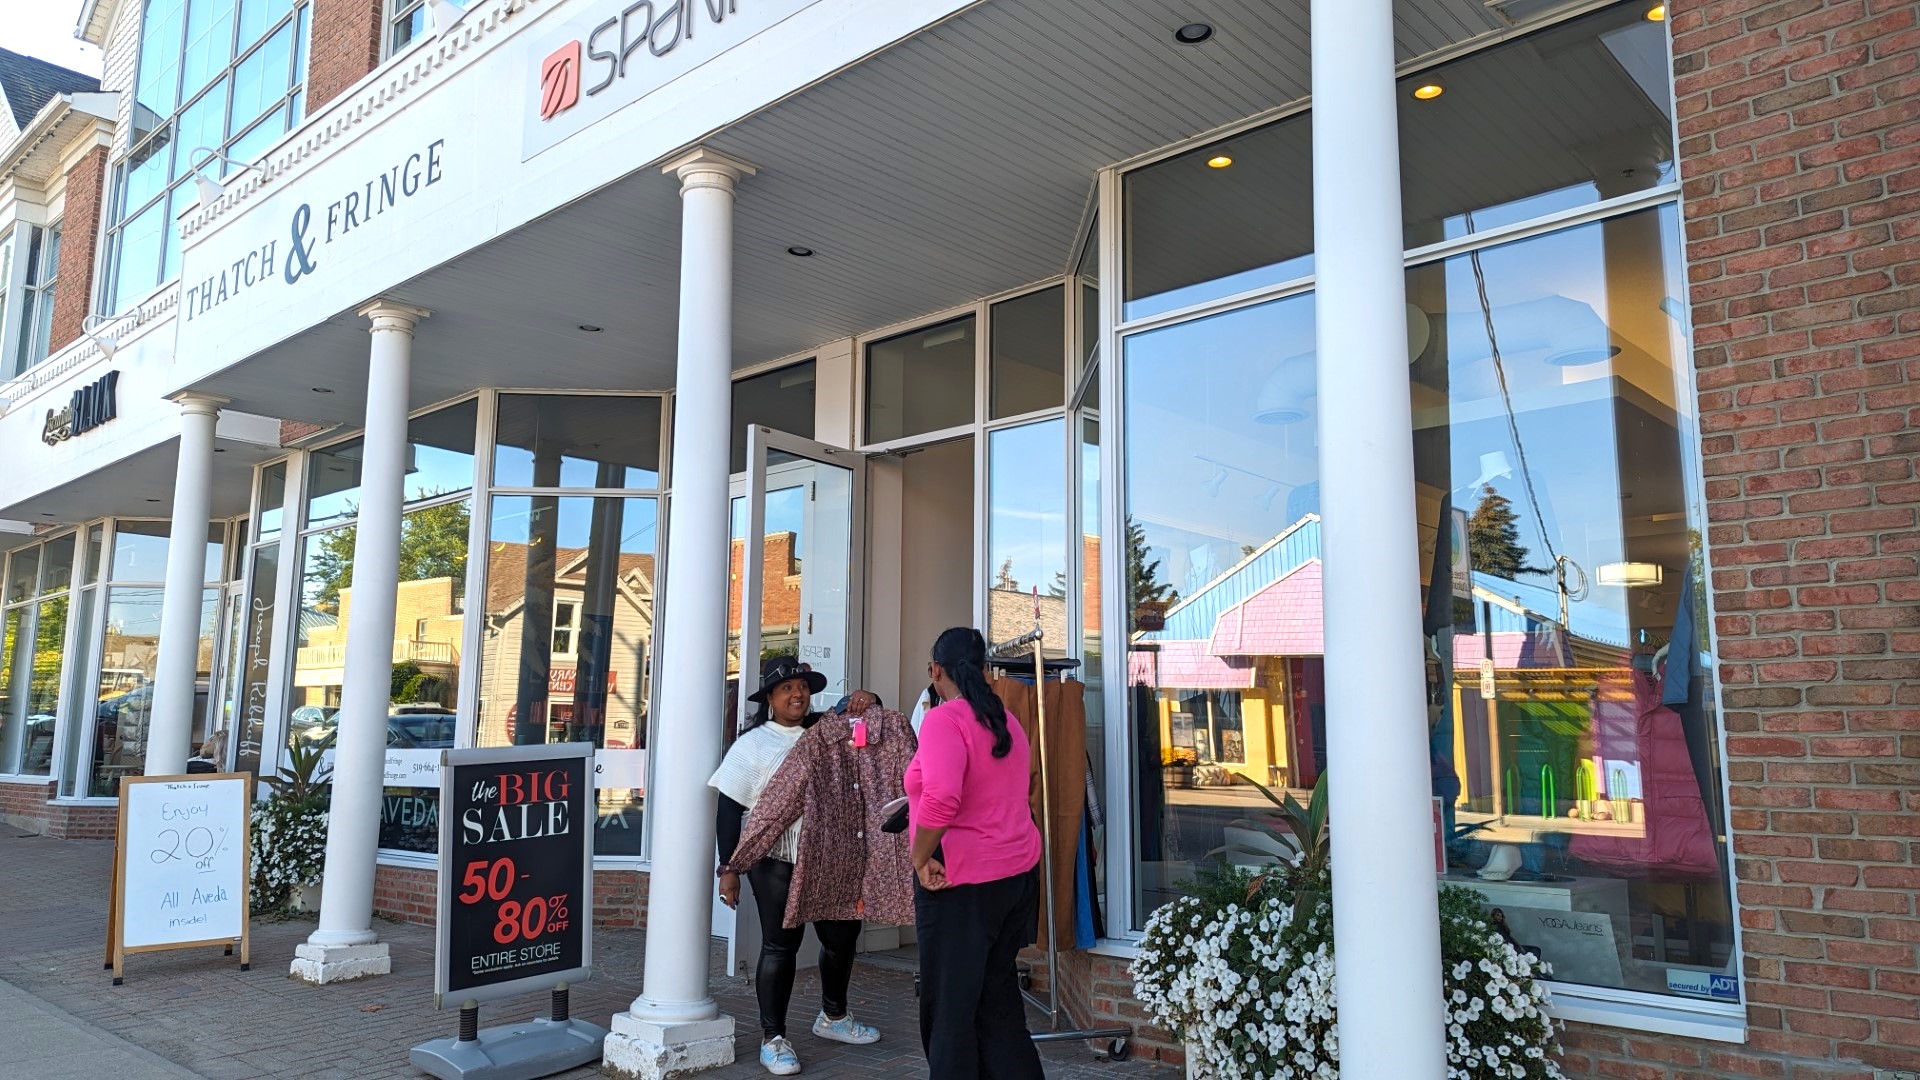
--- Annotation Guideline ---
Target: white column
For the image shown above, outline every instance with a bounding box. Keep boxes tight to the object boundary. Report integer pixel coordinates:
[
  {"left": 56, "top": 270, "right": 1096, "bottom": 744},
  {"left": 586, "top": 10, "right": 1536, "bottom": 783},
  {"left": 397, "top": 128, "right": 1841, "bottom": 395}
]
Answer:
[
  {"left": 146, "top": 394, "right": 225, "bottom": 776},
  {"left": 604, "top": 147, "right": 753, "bottom": 1080},
  {"left": 291, "top": 300, "right": 428, "bottom": 986},
  {"left": 1310, "top": 1, "right": 1448, "bottom": 1077}
]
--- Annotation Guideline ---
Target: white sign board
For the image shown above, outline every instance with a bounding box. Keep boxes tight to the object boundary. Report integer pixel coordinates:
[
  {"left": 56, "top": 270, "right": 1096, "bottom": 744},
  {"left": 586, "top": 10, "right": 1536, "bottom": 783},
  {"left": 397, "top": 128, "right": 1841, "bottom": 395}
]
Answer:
[{"left": 111, "top": 775, "right": 253, "bottom": 981}]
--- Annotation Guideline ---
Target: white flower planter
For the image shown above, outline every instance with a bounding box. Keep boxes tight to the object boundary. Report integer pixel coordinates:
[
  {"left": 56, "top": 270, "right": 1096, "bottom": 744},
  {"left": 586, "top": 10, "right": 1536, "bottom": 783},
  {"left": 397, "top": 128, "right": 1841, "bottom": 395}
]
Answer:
[
  {"left": 1187, "top": 1054, "right": 1202, "bottom": 1079},
  {"left": 292, "top": 880, "right": 323, "bottom": 913}
]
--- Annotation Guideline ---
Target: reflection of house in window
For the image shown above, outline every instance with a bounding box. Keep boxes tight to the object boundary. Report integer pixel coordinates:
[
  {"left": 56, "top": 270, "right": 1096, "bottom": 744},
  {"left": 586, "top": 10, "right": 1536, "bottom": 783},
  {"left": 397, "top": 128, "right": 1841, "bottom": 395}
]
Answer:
[{"left": 552, "top": 600, "right": 581, "bottom": 656}]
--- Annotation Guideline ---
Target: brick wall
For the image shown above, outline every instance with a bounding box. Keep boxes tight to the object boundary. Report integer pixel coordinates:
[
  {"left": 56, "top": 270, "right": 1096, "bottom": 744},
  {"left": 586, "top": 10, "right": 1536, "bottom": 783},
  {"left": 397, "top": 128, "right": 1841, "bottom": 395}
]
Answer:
[
  {"left": 306, "top": 0, "right": 385, "bottom": 118},
  {"left": 0, "top": 779, "right": 56, "bottom": 833},
  {"left": 49, "top": 146, "right": 109, "bottom": 354},
  {"left": 1554, "top": 1, "right": 1920, "bottom": 1078},
  {"left": 371, "top": 863, "right": 652, "bottom": 930},
  {"left": 1, "top": 780, "right": 115, "bottom": 840}
]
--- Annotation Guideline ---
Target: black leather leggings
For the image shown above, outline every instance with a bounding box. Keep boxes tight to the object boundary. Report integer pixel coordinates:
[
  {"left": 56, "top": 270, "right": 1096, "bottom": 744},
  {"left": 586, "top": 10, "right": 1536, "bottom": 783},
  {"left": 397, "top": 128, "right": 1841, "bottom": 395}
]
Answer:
[{"left": 746, "top": 859, "right": 863, "bottom": 1040}]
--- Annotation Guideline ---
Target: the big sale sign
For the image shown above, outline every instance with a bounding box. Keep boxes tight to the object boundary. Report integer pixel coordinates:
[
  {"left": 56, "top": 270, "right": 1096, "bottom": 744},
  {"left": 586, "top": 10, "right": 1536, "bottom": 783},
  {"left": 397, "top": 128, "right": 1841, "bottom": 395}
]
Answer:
[{"left": 434, "top": 742, "right": 594, "bottom": 1005}]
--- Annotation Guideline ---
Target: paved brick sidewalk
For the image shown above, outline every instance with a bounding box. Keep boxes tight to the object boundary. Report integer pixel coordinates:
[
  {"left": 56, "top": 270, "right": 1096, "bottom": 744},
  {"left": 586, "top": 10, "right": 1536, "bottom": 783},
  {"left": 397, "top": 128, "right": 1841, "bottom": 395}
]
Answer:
[{"left": 0, "top": 833, "right": 1149, "bottom": 1079}]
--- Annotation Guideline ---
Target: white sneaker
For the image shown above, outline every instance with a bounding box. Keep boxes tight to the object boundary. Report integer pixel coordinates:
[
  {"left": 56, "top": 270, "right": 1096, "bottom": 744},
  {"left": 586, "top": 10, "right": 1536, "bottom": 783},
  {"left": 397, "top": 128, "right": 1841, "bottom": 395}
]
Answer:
[
  {"left": 760, "top": 1036, "right": 802, "bottom": 1075},
  {"left": 812, "top": 1010, "right": 881, "bottom": 1045}
]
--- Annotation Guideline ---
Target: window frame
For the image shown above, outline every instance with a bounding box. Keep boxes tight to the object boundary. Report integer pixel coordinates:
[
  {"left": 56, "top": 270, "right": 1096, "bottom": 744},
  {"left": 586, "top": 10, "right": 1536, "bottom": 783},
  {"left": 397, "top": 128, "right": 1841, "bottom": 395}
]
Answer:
[{"left": 11, "top": 221, "right": 61, "bottom": 376}]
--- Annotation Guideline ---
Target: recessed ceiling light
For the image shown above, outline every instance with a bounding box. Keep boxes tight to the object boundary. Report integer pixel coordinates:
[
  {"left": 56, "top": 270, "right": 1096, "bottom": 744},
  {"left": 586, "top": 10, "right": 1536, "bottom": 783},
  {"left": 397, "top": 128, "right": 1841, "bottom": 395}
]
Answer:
[
  {"left": 214, "top": 447, "right": 226, "bottom": 453},
  {"left": 311, "top": 386, "right": 334, "bottom": 394},
  {"left": 578, "top": 324, "right": 603, "bottom": 333},
  {"left": 786, "top": 246, "right": 814, "bottom": 257},
  {"left": 41, "top": 513, "right": 56, "bottom": 518},
  {"left": 1174, "top": 22, "right": 1213, "bottom": 45},
  {"left": 1645, "top": 4, "right": 1666, "bottom": 20},
  {"left": 146, "top": 498, "right": 161, "bottom": 503},
  {"left": 1412, "top": 83, "right": 1444, "bottom": 101},
  {"left": 1207, "top": 154, "right": 1233, "bottom": 169}
]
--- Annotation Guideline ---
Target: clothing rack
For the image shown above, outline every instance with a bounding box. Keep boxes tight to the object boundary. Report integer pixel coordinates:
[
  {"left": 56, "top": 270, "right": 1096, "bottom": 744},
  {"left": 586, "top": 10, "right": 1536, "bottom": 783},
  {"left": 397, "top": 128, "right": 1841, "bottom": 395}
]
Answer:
[{"left": 989, "top": 590, "right": 1132, "bottom": 1059}]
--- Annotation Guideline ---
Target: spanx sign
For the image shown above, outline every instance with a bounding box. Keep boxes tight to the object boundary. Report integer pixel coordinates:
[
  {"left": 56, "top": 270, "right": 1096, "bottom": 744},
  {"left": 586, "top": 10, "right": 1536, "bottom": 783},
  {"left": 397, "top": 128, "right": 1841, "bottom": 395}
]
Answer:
[
  {"left": 184, "top": 139, "right": 448, "bottom": 322},
  {"left": 522, "top": 0, "right": 819, "bottom": 159}
]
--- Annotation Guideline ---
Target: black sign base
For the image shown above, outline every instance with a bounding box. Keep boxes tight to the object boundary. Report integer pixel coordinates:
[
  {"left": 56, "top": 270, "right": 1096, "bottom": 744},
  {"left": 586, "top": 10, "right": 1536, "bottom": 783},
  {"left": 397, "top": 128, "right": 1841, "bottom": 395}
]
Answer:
[{"left": 409, "top": 1016, "right": 608, "bottom": 1080}]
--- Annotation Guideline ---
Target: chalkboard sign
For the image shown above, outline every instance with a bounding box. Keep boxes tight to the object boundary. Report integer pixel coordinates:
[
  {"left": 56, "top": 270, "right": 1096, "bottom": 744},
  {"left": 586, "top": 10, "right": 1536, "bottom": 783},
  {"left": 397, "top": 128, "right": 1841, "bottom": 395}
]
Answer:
[
  {"left": 109, "top": 774, "right": 252, "bottom": 983},
  {"left": 434, "top": 743, "right": 593, "bottom": 1005}
]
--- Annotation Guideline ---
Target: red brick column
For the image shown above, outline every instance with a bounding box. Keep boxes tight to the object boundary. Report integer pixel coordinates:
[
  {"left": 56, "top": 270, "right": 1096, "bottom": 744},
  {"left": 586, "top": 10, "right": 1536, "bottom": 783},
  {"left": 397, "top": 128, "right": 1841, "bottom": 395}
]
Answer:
[
  {"left": 306, "top": 0, "right": 384, "bottom": 117},
  {"left": 1560, "top": 3, "right": 1920, "bottom": 1078},
  {"left": 48, "top": 145, "right": 108, "bottom": 354}
]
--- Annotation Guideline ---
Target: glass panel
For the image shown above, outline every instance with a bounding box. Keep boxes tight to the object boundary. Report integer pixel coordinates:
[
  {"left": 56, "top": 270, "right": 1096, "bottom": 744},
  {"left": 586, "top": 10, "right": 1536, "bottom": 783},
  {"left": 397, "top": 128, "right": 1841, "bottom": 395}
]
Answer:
[
  {"left": 173, "top": 77, "right": 231, "bottom": 178},
  {"left": 865, "top": 315, "right": 975, "bottom": 443},
  {"left": 990, "top": 286, "right": 1065, "bottom": 419},
  {"left": 7, "top": 547, "right": 40, "bottom": 603},
  {"left": 1399, "top": 5, "right": 1677, "bottom": 246},
  {"left": 111, "top": 521, "right": 171, "bottom": 581},
  {"left": 236, "top": 0, "right": 294, "bottom": 54},
  {"left": 136, "top": 0, "right": 188, "bottom": 121},
  {"left": 293, "top": 3, "right": 309, "bottom": 90},
  {"left": 728, "top": 362, "right": 816, "bottom": 474},
  {"left": 987, "top": 419, "right": 1067, "bottom": 653},
  {"left": 229, "top": 22, "right": 293, "bottom": 135},
  {"left": 0, "top": 607, "right": 26, "bottom": 771},
  {"left": 164, "top": 181, "right": 196, "bottom": 281},
  {"left": 288, "top": 500, "right": 470, "bottom": 852},
  {"left": 233, "top": 543, "right": 279, "bottom": 778},
  {"left": 57, "top": 586, "right": 99, "bottom": 796},
  {"left": 20, "top": 596, "right": 70, "bottom": 775},
  {"left": 1418, "top": 205, "right": 1731, "bottom": 1001},
  {"left": 478, "top": 496, "right": 656, "bottom": 856},
  {"left": 1080, "top": 416, "right": 1105, "bottom": 903},
  {"left": 1076, "top": 227, "right": 1099, "bottom": 411},
  {"left": 207, "top": 589, "right": 245, "bottom": 770},
  {"left": 181, "top": 0, "right": 239, "bottom": 101},
  {"left": 307, "top": 401, "right": 478, "bottom": 528},
  {"left": 0, "top": 231, "right": 13, "bottom": 363},
  {"left": 1123, "top": 114, "right": 1313, "bottom": 321},
  {"left": 123, "top": 135, "right": 173, "bottom": 227},
  {"left": 89, "top": 587, "right": 181, "bottom": 795},
  {"left": 255, "top": 461, "right": 288, "bottom": 543},
  {"left": 111, "top": 201, "right": 166, "bottom": 312},
  {"left": 225, "top": 105, "right": 288, "bottom": 174},
  {"left": 1123, "top": 290, "right": 1319, "bottom": 926},
  {"left": 81, "top": 525, "right": 106, "bottom": 587},
  {"left": 493, "top": 395, "right": 663, "bottom": 489},
  {"left": 42, "top": 533, "right": 76, "bottom": 594}
]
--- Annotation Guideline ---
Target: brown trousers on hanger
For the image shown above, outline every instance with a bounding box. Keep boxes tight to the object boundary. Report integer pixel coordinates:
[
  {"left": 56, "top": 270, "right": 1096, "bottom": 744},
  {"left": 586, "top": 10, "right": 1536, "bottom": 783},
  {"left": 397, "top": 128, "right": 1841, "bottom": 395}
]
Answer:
[{"left": 990, "top": 675, "right": 1087, "bottom": 952}]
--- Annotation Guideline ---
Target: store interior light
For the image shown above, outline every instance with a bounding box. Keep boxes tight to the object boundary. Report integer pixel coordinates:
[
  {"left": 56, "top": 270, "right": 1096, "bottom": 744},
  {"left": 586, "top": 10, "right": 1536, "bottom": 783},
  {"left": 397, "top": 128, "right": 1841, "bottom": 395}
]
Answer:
[
  {"left": 1207, "top": 154, "right": 1233, "bottom": 169},
  {"left": 1413, "top": 82, "right": 1444, "bottom": 100},
  {"left": 1202, "top": 468, "right": 1228, "bottom": 497},
  {"left": 1597, "top": 562, "right": 1663, "bottom": 587}
]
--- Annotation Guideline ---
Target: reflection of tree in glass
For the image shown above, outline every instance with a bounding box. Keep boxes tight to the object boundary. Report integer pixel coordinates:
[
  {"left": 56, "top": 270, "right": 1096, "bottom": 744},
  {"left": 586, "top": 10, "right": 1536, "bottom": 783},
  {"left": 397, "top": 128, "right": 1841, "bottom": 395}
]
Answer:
[
  {"left": 310, "top": 499, "right": 472, "bottom": 608},
  {"left": 995, "top": 558, "right": 1019, "bottom": 592},
  {"left": 1467, "top": 485, "right": 1541, "bottom": 580},
  {"left": 1126, "top": 516, "right": 1179, "bottom": 628}
]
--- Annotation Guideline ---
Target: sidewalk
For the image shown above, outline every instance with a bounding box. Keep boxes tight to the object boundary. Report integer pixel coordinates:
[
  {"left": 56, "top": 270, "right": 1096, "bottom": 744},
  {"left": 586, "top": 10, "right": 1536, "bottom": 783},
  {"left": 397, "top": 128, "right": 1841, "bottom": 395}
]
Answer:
[{"left": 0, "top": 833, "right": 1148, "bottom": 1079}]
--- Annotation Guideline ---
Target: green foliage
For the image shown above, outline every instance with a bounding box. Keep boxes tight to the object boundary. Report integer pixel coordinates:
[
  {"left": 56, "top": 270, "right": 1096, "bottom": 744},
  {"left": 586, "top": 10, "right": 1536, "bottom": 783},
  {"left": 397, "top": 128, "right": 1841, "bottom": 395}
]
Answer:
[
  {"left": 1125, "top": 515, "right": 1178, "bottom": 627},
  {"left": 253, "top": 736, "right": 334, "bottom": 910},
  {"left": 309, "top": 498, "right": 472, "bottom": 608},
  {"left": 263, "top": 733, "right": 334, "bottom": 810},
  {"left": 1467, "top": 484, "right": 1540, "bottom": 580}
]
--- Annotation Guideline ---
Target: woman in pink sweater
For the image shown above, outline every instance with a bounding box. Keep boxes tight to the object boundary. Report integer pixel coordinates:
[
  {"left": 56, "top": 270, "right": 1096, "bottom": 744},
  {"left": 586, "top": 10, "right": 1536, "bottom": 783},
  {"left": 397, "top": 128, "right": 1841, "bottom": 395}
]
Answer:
[{"left": 904, "top": 627, "right": 1044, "bottom": 1079}]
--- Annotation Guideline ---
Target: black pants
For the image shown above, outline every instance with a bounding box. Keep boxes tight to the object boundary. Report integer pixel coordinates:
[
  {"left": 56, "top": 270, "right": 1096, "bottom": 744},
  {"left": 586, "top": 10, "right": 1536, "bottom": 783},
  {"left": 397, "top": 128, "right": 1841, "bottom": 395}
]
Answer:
[
  {"left": 746, "top": 859, "right": 863, "bottom": 1040},
  {"left": 915, "top": 868, "right": 1044, "bottom": 1080}
]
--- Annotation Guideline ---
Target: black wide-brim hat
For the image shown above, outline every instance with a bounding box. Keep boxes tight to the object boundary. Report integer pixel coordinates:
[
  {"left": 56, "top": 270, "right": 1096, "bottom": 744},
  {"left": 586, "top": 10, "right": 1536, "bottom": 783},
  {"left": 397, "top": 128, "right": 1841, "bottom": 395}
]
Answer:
[{"left": 748, "top": 656, "right": 827, "bottom": 703}]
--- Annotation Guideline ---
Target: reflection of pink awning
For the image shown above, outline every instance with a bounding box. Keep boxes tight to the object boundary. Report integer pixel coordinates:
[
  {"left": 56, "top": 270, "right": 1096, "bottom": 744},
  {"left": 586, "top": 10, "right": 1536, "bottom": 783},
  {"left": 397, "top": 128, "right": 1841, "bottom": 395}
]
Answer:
[
  {"left": 1128, "top": 641, "right": 1257, "bottom": 690},
  {"left": 1453, "top": 627, "right": 1569, "bottom": 669},
  {"left": 1209, "top": 561, "right": 1323, "bottom": 657}
]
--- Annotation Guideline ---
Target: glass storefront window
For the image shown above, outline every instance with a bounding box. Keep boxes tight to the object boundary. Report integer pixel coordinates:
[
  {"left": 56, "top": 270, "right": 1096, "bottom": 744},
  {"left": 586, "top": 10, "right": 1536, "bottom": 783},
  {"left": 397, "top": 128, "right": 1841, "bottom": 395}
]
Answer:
[
  {"left": 108, "top": 519, "right": 220, "bottom": 582},
  {"left": 478, "top": 495, "right": 656, "bottom": 856},
  {"left": 494, "top": 395, "right": 662, "bottom": 489},
  {"left": 255, "top": 461, "right": 288, "bottom": 543},
  {"left": 1398, "top": 4, "right": 1676, "bottom": 246},
  {"left": 307, "top": 400, "right": 478, "bottom": 528},
  {"left": 290, "top": 498, "right": 471, "bottom": 853},
  {"left": 730, "top": 363, "right": 816, "bottom": 474},
  {"left": 90, "top": 587, "right": 217, "bottom": 795},
  {"left": 1121, "top": 291, "right": 1320, "bottom": 925},
  {"left": 1122, "top": 113, "right": 1314, "bottom": 322},
  {"left": 865, "top": 315, "right": 976, "bottom": 443},
  {"left": 1, "top": 535, "right": 77, "bottom": 776},
  {"left": 7, "top": 547, "right": 39, "bottom": 604},
  {"left": 987, "top": 419, "right": 1067, "bottom": 652},
  {"left": 990, "top": 286, "right": 1065, "bottom": 420}
]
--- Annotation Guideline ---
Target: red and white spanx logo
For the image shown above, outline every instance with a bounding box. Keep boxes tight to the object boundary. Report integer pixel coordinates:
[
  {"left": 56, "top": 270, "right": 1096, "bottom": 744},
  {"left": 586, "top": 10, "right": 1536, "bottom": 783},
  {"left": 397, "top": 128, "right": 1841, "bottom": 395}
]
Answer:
[{"left": 539, "top": 40, "right": 582, "bottom": 120}]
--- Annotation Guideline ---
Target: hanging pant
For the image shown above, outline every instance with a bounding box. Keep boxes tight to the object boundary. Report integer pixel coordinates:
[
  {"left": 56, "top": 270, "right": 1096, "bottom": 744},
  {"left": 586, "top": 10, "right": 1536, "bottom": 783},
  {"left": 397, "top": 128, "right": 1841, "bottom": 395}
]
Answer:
[
  {"left": 915, "top": 868, "right": 1044, "bottom": 1080},
  {"left": 746, "top": 859, "right": 863, "bottom": 1040}
]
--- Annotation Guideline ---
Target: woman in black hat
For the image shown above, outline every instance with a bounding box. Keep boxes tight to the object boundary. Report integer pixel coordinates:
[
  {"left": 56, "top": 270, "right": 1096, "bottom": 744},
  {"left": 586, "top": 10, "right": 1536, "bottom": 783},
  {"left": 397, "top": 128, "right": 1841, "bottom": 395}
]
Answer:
[{"left": 709, "top": 656, "right": 880, "bottom": 1074}]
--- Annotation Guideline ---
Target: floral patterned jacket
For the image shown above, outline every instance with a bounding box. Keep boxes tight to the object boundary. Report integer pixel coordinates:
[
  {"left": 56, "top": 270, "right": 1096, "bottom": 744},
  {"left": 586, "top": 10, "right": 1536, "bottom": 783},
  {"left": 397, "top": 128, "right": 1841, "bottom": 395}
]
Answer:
[{"left": 721, "top": 705, "right": 917, "bottom": 928}]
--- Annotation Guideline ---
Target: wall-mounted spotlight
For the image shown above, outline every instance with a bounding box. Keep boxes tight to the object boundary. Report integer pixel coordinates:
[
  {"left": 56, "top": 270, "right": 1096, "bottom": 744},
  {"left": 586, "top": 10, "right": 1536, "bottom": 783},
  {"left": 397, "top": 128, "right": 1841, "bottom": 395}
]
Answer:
[{"left": 80, "top": 313, "right": 121, "bottom": 361}]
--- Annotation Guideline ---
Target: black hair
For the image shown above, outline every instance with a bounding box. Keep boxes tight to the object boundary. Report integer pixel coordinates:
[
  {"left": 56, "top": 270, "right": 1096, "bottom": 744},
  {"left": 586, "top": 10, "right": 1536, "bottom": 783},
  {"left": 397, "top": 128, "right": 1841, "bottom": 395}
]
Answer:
[{"left": 931, "top": 627, "right": 1011, "bottom": 758}]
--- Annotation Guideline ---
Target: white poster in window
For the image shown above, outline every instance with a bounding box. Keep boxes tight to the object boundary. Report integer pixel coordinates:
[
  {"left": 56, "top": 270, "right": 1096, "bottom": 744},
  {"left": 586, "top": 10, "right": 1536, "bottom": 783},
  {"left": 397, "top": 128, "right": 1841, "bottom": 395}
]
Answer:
[
  {"left": 1450, "top": 507, "right": 1472, "bottom": 595},
  {"left": 1492, "top": 905, "right": 1624, "bottom": 988}
]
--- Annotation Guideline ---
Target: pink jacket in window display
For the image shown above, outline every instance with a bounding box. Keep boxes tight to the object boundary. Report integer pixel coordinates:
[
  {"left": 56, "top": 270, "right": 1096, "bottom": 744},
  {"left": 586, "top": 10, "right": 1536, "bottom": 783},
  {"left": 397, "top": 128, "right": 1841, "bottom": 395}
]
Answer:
[
  {"left": 721, "top": 706, "right": 917, "bottom": 929},
  {"left": 1570, "top": 668, "right": 1720, "bottom": 881}
]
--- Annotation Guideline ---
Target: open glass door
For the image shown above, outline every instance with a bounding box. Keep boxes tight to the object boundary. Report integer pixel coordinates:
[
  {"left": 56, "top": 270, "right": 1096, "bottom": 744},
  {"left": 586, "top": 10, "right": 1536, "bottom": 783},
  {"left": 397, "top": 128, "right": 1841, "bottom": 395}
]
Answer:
[{"left": 715, "top": 425, "right": 867, "bottom": 962}]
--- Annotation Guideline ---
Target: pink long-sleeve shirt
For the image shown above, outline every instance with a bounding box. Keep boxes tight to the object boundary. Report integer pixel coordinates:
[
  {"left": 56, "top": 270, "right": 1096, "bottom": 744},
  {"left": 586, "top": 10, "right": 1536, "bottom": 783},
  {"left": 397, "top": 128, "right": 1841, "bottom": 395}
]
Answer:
[{"left": 904, "top": 699, "right": 1041, "bottom": 886}]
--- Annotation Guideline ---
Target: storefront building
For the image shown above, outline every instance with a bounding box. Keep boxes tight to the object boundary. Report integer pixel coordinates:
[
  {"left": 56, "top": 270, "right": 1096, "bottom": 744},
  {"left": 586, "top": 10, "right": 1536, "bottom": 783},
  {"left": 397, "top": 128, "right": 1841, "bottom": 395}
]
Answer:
[{"left": 1, "top": 0, "right": 1914, "bottom": 1076}]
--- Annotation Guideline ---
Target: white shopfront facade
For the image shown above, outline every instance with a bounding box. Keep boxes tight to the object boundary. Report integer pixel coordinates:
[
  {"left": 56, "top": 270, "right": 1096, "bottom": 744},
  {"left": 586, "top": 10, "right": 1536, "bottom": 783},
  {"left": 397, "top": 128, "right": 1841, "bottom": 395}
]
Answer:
[{"left": 0, "top": 0, "right": 1742, "bottom": 1073}]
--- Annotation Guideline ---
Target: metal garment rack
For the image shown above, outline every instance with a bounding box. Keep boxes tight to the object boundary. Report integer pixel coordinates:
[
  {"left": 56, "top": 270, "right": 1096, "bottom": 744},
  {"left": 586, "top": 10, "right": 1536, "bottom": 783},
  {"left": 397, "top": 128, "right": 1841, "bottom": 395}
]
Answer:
[{"left": 989, "top": 594, "right": 1132, "bottom": 1059}]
